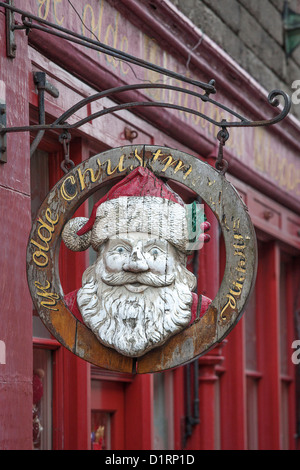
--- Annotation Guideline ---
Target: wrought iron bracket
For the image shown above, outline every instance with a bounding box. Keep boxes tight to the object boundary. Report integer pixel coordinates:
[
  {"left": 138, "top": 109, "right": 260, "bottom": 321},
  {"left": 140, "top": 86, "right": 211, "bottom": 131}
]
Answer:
[
  {"left": 5, "top": 0, "right": 16, "bottom": 58},
  {"left": 30, "top": 71, "right": 59, "bottom": 156},
  {"left": 0, "top": 71, "right": 59, "bottom": 163},
  {"left": 0, "top": 1, "right": 292, "bottom": 169},
  {"left": 0, "top": 82, "right": 291, "bottom": 148},
  {"left": 0, "top": 1, "right": 216, "bottom": 94}
]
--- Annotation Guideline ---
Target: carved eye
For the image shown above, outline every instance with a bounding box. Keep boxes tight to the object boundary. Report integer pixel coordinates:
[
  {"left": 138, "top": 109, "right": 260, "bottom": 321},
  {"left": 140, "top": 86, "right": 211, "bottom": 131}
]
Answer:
[
  {"left": 150, "top": 247, "right": 161, "bottom": 257},
  {"left": 115, "top": 246, "right": 127, "bottom": 254}
]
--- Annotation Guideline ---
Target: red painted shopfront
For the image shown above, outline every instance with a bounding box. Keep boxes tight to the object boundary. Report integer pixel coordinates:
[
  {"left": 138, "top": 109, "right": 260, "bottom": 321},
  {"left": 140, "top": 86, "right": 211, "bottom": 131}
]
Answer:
[{"left": 1, "top": 0, "right": 300, "bottom": 451}]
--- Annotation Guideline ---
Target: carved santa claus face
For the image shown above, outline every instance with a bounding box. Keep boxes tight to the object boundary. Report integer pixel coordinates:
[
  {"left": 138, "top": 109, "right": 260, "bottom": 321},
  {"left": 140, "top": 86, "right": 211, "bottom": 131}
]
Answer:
[
  {"left": 76, "top": 232, "right": 196, "bottom": 357},
  {"left": 101, "top": 232, "right": 178, "bottom": 292},
  {"left": 61, "top": 166, "right": 210, "bottom": 357}
]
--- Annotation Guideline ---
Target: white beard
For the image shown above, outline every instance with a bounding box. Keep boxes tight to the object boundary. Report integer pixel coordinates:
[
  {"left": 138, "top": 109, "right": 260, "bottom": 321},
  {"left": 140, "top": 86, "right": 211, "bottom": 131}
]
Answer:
[{"left": 77, "top": 259, "right": 196, "bottom": 357}]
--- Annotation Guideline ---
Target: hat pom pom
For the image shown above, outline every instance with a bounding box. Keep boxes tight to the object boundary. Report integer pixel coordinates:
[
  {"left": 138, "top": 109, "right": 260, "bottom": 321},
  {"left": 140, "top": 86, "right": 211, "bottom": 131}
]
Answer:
[{"left": 62, "top": 217, "right": 92, "bottom": 251}]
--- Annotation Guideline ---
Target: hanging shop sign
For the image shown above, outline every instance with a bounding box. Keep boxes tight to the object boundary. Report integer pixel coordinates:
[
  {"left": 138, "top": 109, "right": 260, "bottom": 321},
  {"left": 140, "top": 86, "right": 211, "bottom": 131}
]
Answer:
[{"left": 26, "top": 145, "right": 257, "bottom": 373}]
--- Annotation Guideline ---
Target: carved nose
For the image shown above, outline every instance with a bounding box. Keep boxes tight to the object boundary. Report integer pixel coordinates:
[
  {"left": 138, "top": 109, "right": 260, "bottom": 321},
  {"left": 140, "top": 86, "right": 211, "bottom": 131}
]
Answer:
[{"left": 123, "top": 248, "right": 149, "bottom": 273}]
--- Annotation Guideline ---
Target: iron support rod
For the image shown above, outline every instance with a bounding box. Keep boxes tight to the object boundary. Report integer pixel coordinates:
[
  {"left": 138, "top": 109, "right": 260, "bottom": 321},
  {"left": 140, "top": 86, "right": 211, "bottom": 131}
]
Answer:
[
  {"left": 0, "top": 2, "right": 291, "bottom": 144},
  {"left": 0, "top": 83, "right": 291, "bottom": 136},
  {"left": 53, "top": 83, "right": 249, "bottom": 126},
  {"left": 30, "top": 72, "right": 46, "bottom": 156},
  {"left": 0, "top": 1, "right": 216, "bottom": 94}
]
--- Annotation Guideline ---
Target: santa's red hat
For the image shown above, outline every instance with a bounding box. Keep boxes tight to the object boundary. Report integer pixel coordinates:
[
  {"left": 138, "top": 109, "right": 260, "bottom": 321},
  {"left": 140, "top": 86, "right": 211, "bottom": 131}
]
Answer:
[{"left": 62, "top": 167, "right": 210, "bottom": 252}]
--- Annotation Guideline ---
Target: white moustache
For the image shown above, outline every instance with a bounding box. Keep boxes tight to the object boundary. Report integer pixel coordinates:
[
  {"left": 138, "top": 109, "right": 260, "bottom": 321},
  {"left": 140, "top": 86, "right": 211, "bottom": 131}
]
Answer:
[{"left": 101, "top": 270, "right": 175, "bottom": 287}]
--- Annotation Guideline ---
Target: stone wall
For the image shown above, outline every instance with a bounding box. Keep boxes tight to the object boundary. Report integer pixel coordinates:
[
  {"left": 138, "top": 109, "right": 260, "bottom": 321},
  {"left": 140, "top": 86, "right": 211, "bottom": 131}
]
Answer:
[{"left": 170, "top": 0, "right": 300, "bottom": 120}]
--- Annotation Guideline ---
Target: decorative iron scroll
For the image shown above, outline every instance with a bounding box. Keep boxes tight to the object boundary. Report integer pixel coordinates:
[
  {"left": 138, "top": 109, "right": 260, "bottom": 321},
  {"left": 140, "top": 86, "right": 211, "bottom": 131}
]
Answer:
[{"left": 0, "top": 1, "right": 292, "bottom": 148}]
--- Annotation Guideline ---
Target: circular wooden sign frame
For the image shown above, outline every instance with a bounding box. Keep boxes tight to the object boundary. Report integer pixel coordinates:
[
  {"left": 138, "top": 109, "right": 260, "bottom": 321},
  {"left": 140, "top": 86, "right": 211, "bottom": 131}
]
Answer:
[{"left": 27, "top": 145, "right": 257, "bottom": 373}]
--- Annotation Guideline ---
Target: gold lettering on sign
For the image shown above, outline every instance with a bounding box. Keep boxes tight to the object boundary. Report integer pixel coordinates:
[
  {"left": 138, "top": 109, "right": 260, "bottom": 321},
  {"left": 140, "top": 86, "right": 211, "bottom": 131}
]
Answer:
[
  {"left": 104, "top": 154, "right": 126, "bottom": 175},
  {"left": 30, "top": 208, "right": 59, "bottom": 267},
  {"left": 220, "top": 219, "right": 247, "bottom": 322},
  {"left": 34, "top": 280, "right": 60, "bottom": 311},
  {"left": 60, "top": 175, "right": 78, "bottom": 201},
  {"left": 77, "top": 163, "right": 102, "bottom": 191},
  {"left": 131, "top": 148, "right": 145, "bottom": 167},
  {"left": 59, "top": 148, "right": 194, "bottom": 205},
  {"left": 161, "top": 156, "right": 192, "bottom": 178},
  {"left": 60, "top": 155, "right": 127, "bottom": 201},
  {"left": 151, "top": 149, "right": 192, "bottom": 179}
]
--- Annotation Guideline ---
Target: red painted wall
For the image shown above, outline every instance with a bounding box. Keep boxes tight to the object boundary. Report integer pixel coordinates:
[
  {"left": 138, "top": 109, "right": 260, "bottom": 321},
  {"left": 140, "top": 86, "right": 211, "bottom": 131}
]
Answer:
[{"left": 0, "top": 6, "right": 33, "bottom": 449}]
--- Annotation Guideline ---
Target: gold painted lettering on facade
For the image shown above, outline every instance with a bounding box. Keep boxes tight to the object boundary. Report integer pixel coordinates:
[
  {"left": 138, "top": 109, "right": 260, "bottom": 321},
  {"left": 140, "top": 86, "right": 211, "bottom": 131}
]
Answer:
[
  {"left": 253, "top": 127, "right": 300, "bottom": 195},
  {"left": 35, "top": 1, "right": 300, "bottom": 199},
  {"left": 37, "top": 0, "right": 64, "bottom": 25}
]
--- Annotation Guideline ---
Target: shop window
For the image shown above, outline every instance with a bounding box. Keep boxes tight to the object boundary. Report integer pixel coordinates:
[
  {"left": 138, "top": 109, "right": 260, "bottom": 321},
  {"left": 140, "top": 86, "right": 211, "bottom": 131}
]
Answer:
[
  {"left": 214, "top": 377, "right": 221, "bottom": 450},
  {"left": 280, "top": 259, "right": 289, "bottom": 375},
  {"left": 33, "top": 316, "right": 52, "bottom": 339},
  {"left": 248, "top": 239, "right": 298, "bottom": 450},
  {"left": 31, "top": 148, "right": 64, "bottom": 449},
  {"left": 246, "top": 374, "right": 259, "bottom": 450},
  {"left": 245, "top": 286, "right": 260, "bottom": 449},
  {"left": 33, "top": 348, "right": 53, "bottom": 450},
  {"left": 279, "top": 254, "right": 294, "bottom": 449},
  {"left": 245, "top": 289, "right": 257, "bottom": 372},
  {"left": 153, "top": 371, "right": 174, "bottom": 449},
  {"left": 91, "top": 411, "right": 111, "bottom": 450},
  {"left": 30, "top": 149, "right": 49, "bottom": 219},
  {"left": 91, "top": 377, "right": 126, "bottom": 449}
]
